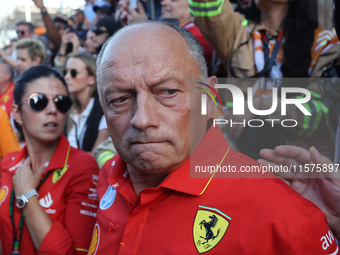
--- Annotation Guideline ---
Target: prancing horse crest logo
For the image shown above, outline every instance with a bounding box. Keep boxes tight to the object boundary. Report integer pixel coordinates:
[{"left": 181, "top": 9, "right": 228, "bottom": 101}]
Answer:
[{"left": 193, "top": 205, "right": 231, "bottom": 254}]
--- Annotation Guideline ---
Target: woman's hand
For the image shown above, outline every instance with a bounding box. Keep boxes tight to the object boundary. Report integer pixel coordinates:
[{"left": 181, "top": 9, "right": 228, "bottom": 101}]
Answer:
[{"left": 13, "top": 157, "right": 49, "bottom": 196}]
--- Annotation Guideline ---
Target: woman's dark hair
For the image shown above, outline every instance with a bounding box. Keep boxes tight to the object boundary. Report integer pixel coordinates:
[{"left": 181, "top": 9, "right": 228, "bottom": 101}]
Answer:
[
  {"left": 244, "top": 0, "right": 318, "bottom": 78},
  {"left": 14, "top": 65, "right": 68, "bottom": 142},
  {"left": 281, "top": 0, "right": 318, "bottom": 78}
]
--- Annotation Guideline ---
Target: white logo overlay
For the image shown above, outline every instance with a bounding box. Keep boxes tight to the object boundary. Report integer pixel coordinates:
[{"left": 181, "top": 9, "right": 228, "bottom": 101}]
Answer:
[
  {"left": 39, "top": 192, "right": 56, "bottom": 214},
  {"left": 39, "top": 192, "right": 53, "bottom": 208},
  {"left": 100, "top": 186, "right": 117, "bottom": 210}
]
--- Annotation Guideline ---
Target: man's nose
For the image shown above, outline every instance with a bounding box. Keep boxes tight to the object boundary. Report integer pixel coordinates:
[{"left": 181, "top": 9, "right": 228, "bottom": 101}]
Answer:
[{"left": 130, "top": 94, "right": 160, "bottom": 131}]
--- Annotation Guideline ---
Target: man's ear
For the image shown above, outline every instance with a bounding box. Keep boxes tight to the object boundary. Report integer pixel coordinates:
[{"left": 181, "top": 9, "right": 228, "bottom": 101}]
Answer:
[
  {"left": 12, "top": 104, "right": 23, "bottom": 126},
  {"left": 33, "top": 56, "right": 42, "bottom": 65},
  {"left": 206, "top": 76, "right": 218, "bottom": 119}
]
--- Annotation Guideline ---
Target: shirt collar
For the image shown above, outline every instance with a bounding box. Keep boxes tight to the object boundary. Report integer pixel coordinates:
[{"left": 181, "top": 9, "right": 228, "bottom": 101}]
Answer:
[
  {"left": 107, "top": 126, "right": 230, "bottom": 197},
  {"left": 9, "top": 134, "right": 70, "bottom": 172}
]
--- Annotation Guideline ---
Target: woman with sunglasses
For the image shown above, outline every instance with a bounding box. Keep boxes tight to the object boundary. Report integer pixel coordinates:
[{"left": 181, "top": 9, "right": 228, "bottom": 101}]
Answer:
[
  {"left": 0, "top": 65, "right": 99, "bottom": 254},
  {"left": 64, "top": 52, "right": 109, "bottom": 155}
]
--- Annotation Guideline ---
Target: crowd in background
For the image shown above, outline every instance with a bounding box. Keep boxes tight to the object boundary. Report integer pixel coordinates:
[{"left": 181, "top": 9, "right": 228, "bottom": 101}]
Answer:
[
  {"left": 0, "top": 0, "right": 340, "bottom": 253},
  {"left": 0, "top": 0, "right": 339, "bottom": 167}
]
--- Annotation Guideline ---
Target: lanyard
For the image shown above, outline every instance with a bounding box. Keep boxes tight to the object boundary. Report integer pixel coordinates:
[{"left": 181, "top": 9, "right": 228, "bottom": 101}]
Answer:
[
  {"left": 10, "top": 171, "right": 50, "bottom": 254},
  {"left": 73, "top": 115, "right": 91, "bottom": 150},
  {"left": 260, "top": 29, "right": 285, "bottom": 78},
  {"left": 9, "top": 145, "right": 71, "bottom": 254}
]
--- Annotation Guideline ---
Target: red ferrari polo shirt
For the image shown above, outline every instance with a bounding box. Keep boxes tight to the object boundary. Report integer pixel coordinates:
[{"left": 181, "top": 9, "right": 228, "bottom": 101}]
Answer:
[
  {"left": 89, "top": 127, "right": 338, "bottom": 255},
  {"left": 0, "top": 135, "right": 99, "bottom": 254}
]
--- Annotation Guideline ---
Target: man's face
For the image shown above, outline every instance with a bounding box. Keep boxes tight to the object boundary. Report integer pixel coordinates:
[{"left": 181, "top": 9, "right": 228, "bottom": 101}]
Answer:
[
  {"left": 161, "top": 0, "right": 190, "bottom": 26},
  {"left": 16, "top": 24, "right": 33, "bottom": 39},
  {"left": 16, "top": 48, "right": 40, "bottom": 74},
  {"left": 99, "top": 25, "right": 212, "bottom": 175}
]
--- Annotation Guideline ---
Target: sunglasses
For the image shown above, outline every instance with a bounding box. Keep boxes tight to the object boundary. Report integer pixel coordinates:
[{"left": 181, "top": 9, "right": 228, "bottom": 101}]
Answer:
[
  {"left": 92, "top": 27, "right": 107, "bottom": 35},
  {"left": 63, "top": 69, "right": 78, "bottom": 78},
  {"left": 25, "top": 93, "right": 72, "bottom": 113},
  {"left": 16, "top": 30, "right": 25, "bottom": 36},
  {"left": 56, "top": 25, "right": 64, "bottom": 31}
]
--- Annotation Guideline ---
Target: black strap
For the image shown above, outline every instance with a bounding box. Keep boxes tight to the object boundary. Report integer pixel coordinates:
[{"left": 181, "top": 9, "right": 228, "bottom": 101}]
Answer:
[
  {"left": 260, "top": 29, "right": 285, "bottom": 78},
  {"left": 82, "top": 95, "right": 104, "bottom": 152}
]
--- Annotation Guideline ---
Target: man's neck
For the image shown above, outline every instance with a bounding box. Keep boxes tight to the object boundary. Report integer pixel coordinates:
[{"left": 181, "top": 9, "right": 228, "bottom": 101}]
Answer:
[
  {"left": 260, "top": 2, "right": 290, "bottom": 31},
  {"left": 127, "top": 166, "right": 173, "bottom": 196},
  {"left": 0, "top": 81, "right": 11, "bottom": 95}
]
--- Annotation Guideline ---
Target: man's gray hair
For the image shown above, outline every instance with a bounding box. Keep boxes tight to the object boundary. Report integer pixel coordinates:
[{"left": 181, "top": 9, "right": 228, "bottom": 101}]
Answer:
[{"left": 96, "top": 21, "right": 208, "bottom": 94}]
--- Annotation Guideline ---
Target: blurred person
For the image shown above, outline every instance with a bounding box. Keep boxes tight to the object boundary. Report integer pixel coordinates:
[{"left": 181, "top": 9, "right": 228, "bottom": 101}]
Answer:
[
  {"left": 258, "top": 145, "right": 340, "bottom": 241},
  {"left": 3, "top": 39, "right": 18, "bottom": 59},
  {"left": 16, "top": 21, "right": 35, "bottom": 40},
  {"left": 83, "top": 0, "right": 97, "bottom": 25},
  {"left": 54, "top": 28, "right": 81, "bottom": 73},
  {"left": 53, "top": 17, "right": 69, "bottom": 36},
  {"left": 0, "top": 62, "right": 15, "bottom": 117},
  {"left": 0, "top": 107, "right": 20, "bottom": 161},
  {"left": 91, "top": 16, "right": 120, "bottom": 54},
  {"left": 84, "top": 30, "right": 97, "bottom": 55},
  {"left": 0, "top": 65, "right": 99, "bottom": 254},
  {"left": 92, "top": 0, "right": 112, "bottom": 26},
  {"left": 75, "top": 9, "right": 90, "bottom": 32},
  {"left": 67, "top": 17, "right": 76, "bottom": 28},
  {"left": 64, "top": 53, "right": 109, "bottom": 155},
  {"left": 161, "top": 0, "right": 214, "bottom": 74},
  {"left": 15, "top": 38, "right": 47, "bottom": 74},
  {"left": 34, "top": 19, "right": 47, "bottom": 37},
  {"left": 117, "top": 0, "right": 214, "bottom": 75},
  {"left": 88, "top": 21, "right": 338, "bottom": 254},
  {"left": 191, "top": 0, "right": 340, "bottom": 159},
  {"left": 0, "top": 38, "right": 47, "bottom": 75},
  {"left": 94, "top": 136, "right": 116, "bottom": 168}
]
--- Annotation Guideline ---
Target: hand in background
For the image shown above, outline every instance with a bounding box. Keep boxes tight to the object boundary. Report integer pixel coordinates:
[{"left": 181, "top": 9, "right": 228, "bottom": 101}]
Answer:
[
  {"left": 258, "top": 145, "right": 340, "bottom": 240},
  {"left": 32, "top": 0, "right": 45, "bottom": 11}
]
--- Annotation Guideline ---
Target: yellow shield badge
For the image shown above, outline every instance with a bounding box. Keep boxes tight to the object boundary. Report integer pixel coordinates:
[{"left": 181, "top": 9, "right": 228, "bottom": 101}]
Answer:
[
  {"left": 193, "top": 205, "right": 231, "bottom": 254},
  {"left": 52, "top": 166, "right": 68, "bottom": 183}
]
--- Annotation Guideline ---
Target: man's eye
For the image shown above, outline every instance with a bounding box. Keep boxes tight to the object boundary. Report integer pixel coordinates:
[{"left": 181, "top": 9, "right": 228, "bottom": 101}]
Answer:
[
  {"left": 117, "top": 96, "right": 128, "bottom": 103},
  {"left": 109, "top": 96, "right": 129, "bottom": 106},
  {"left": 163, "top": 89, "right": 178, "bottom": 95}
]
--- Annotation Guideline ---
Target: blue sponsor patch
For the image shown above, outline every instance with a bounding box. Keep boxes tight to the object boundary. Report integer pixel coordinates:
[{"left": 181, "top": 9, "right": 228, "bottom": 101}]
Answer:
[{"left": 100, "top": 186, "right": 116, "bottom": 210}]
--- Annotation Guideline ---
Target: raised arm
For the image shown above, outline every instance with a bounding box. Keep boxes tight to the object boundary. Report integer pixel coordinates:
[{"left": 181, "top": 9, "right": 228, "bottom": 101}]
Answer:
[
  {"left": 32, "top": 0, "right": 62, "bottom": 49},
  {"left": 190, "top": 0, "right": 245, "bottom": 68}
]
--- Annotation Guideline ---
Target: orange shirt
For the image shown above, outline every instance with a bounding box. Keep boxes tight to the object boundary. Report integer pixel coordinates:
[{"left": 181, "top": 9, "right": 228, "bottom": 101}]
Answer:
[
  {"left": 89, "top": 127, "right": 338, "bottom": 254},
  {"left": 0, "top": 107, "right": 20, "bottom": 161},
  {"left": 0, "top": 82, "right": 14, "bottom": 117}
]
